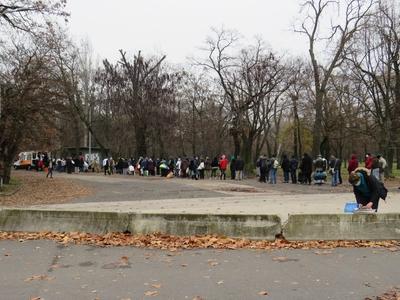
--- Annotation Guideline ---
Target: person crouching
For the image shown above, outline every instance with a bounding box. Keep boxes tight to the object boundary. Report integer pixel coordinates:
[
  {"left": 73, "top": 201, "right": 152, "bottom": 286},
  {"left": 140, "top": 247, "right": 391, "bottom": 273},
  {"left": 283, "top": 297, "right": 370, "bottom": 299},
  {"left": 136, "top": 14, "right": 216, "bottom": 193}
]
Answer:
[{"left": 348, "top": 168, "right": 388, "bottom": 212}]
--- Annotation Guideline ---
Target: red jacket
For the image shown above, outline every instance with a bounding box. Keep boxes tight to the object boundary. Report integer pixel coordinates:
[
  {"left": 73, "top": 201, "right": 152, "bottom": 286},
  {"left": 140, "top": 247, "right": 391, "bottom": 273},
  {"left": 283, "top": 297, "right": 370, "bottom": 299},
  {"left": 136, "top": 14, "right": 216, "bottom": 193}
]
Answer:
[
  {"left": 365, "top": 156, "right": 373, "bottom": 169},
  {"left": 219, "top": 158, "right": 228, "bottom": 170},
  {"left": 347, "top": 155, "right": 358, "bottom": 174}
]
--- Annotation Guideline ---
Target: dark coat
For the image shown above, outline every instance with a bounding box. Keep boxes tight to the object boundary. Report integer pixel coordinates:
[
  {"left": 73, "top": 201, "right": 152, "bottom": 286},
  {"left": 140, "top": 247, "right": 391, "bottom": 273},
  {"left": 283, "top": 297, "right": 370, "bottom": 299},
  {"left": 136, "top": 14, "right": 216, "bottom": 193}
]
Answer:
[
  {"left": 353, "top": 170, "right": 387, "bottom": 210},
  {"left": 290, "top": 158, "right": 298, "bottom": 171},
  {"left": 235, "top": 159, "right": 245, "bottom": 171},
  {"left": 211, "top": 158, "right": 219, "bottom": 168},
  {"left": 301, "top": 155, "right": 313, "bottom": 174},
  {"left": 281, "top": 157, "right": 290, "bottom": 172}
]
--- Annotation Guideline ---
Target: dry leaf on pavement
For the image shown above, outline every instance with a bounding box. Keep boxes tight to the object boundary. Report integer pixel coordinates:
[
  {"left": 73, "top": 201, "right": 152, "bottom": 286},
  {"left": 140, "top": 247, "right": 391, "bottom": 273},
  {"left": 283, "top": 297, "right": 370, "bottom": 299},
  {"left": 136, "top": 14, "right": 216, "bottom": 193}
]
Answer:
[
  {"left": 24, "top": 274, "right": 54, "bottom": 282},
  {"left": 144, "top": 290, "right": 159, "bottom": 296}
]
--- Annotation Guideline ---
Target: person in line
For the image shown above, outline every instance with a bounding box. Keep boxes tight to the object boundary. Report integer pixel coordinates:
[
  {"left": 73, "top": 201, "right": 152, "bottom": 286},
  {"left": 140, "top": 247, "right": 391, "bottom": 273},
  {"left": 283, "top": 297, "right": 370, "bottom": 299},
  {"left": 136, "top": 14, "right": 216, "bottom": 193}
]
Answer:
[
  {"left": 269, "top": 155, "right": 279, "bottom": 184},
  {"left": 198, "top": 159, "right": 205, "bottom": 179},
  {"left": 289, "top": 155, "right": 298, "bottom": 184},
  {"left": 235, "top": 155, "right": 244, "bottom": 180},
  {"left": 365, "top": 153, "right": 373, "bottom": 170},
  {"left": 205, "top": 157, "right": 212, "bottom": 179},
  {"left": 281, "top": 154, "right": 290, "bottom": 183},
  {"left": 349, "top": 168, "right": 388, "bottom": 212},
  {"left": 300, "top": 153, "right": 313, "bottom": 185},
  {"left": 219, "top": 155, "right": 228, "bottom": 180},
  {"left": 377, "top": 154, "right": 387, "bottom": 183},
  {"left": 230, "top": 156, "right": 236, "bottom": 180},
  {"left": 211, "top": 156, "right": 219, "bottom": 179},
  {"left": 329, "top": 155, "right": 341, "bottom": 187},
  {"left": 347, "top": 154, "right": 358, "bottom": 174},
  {"left": 371, "top": 155, "right": 380, "bottom": 181},
  {"left": 313, "top": 154, "right": 328, "bottom": 185},
  {"left": 102, "top": 157, "right": 109, "bottom": 175},
  {"left": 258, "top": 155, "right": 267, "bottom": 183}
]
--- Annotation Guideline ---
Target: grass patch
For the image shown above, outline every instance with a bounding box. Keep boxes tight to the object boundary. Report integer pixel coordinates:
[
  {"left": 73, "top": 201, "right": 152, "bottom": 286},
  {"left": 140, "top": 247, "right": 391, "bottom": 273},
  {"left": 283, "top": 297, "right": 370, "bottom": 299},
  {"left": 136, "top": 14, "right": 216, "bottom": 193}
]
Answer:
[{"left": 0, "top": 177, "right": 22, "bottom": 195}]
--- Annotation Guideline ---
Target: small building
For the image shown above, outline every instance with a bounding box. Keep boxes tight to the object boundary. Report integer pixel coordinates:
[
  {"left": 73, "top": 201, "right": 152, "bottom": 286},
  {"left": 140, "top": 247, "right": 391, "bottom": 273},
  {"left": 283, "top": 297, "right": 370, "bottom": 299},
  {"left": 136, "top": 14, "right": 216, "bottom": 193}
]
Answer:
[{"left": 62, "top": 147, "right": 108, "bottom": 163}]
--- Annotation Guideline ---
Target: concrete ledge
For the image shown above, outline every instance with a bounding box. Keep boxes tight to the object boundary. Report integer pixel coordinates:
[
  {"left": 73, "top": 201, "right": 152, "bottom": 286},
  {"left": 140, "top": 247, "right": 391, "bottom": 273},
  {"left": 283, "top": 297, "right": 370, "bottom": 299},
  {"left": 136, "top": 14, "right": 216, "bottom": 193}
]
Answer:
[
  {"left": 0, "top": 209, "right": 281, "bottom": 240},
  {"left": 129, "top": 214, "right": 281, "bottom": 240},
  {"left": 2, "top": 209, "right": 400, "bottom": 241},
  {"left": 283, "top": 214, "right": 400, "bottom": 241},
  {"left": 0, "top": 209, "right": 131, "bottom": 234}
]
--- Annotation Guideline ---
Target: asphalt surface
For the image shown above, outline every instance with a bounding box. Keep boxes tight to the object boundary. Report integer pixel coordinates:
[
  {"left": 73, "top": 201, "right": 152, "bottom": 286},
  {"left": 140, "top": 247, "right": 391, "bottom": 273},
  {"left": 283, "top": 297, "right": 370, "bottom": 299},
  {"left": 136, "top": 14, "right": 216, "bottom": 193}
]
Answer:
[
  {"left": 0, "top": 240, "right": 399, "bottom": 300},
  {"left": 66, "top": 174, "right": 227, "bottom": 203}
]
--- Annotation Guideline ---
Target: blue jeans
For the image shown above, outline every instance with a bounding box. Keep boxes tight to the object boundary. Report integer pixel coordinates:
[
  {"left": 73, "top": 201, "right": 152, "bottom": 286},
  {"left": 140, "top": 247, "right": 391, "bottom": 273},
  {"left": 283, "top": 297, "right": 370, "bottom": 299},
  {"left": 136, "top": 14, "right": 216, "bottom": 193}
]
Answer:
[
  {"left": 283, "top": 171, "right": 289, "bottom": 183},
  {"left": 372, "top": 168, "right": 380, "bottom": 181},
  {"left": 269, "top": 168, "right": 277, "bottom": 184},
  {"left": 331, "top": 170, "right": 339, "bottom": 186}
]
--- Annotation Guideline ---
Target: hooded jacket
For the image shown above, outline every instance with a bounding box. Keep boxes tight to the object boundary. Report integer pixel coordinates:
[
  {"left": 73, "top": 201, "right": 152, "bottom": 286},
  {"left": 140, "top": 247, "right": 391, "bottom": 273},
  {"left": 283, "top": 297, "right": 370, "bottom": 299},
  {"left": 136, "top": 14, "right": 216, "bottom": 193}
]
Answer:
[{"left": 348, "top": 155, "right": 358, "bottom": 174}]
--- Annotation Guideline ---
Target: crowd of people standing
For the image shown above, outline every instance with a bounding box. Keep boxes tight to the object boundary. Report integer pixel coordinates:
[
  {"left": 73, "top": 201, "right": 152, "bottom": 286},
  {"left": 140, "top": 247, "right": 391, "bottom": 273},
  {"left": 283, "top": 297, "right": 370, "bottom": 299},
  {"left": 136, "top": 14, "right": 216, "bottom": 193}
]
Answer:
[
  {"left": 101, "top": 154, "right": 246, "bottom": 180},
  {"left": 255, "top": 152, "right": 388, "bottom": 186},
  {"left": 37, "top": 151, "right": 389, "bottom": 187}
]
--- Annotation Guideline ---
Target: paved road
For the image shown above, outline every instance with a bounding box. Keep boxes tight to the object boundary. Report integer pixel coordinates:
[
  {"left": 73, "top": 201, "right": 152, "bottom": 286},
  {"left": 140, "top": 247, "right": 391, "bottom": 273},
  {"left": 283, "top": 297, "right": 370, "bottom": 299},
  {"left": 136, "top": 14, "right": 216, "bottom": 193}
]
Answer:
[
  {"left": 0, "top": 240, "right": 399, "bottom": 300},
  {"left": 64, "top": 174, "right": 227, "bottom": 203}
]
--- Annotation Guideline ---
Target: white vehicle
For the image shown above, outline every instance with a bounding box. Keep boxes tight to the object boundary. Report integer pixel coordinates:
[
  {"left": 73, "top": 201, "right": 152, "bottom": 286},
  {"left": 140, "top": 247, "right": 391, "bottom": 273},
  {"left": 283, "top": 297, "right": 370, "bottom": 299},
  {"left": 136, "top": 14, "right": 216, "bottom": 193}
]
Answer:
[{"left": 13, "top": 151, "right": 50, "bottom": 170}]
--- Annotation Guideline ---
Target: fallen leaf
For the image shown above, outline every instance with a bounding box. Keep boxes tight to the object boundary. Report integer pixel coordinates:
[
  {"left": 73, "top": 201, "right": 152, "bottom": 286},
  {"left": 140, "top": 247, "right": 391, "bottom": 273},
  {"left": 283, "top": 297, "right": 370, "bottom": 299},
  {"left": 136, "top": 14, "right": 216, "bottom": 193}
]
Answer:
[
  {"left": 144, "top": 290, "right": 159, "bottom": 296},
  {"left": 0, "top": 231, "right": 399, "bottom": 251},
  {"left": 258, "top": 290, "right": 269, "bottom": 296},
  {"left": 24, "top": 274, "right": 54, "bottom": 282},
  {"left": 272, "top": 256, "right": 289, "bottom": 262},
  {"left": 314, "top": 250, "right": 333, "bottom": 255},
  {"left": 151, "top": 284, "right": 162, "bottom": 289}
]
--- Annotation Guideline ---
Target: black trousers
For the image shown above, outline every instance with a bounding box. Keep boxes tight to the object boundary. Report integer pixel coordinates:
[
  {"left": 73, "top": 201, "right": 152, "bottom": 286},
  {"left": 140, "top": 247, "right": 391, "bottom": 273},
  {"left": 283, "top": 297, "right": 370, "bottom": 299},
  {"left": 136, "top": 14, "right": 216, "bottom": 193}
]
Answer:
[
  {"left": 305, "top": 172, "right": 312, "bottom": 184},
  {"left": 259, "top": 167, "right": 267, "bottom": 183},
  {"left": 290, "top": 170, "right": 297, "bottom": 183}
]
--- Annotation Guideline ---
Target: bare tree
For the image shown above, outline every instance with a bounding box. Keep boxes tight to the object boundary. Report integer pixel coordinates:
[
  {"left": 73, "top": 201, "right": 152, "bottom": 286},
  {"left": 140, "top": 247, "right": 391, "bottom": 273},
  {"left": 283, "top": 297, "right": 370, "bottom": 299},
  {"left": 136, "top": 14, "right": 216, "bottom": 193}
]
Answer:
[
  {"left": 0, "top": 0, "right": 68, "bottom": 33},
  {"left": 296, "top": 0, "right": 373, "bottom": 156},
  {"left": 345, "top": 0, "right": 400, "bottom": 174},
  {"left": 0, "top": 38, "right": 60, "bottom": 183}
]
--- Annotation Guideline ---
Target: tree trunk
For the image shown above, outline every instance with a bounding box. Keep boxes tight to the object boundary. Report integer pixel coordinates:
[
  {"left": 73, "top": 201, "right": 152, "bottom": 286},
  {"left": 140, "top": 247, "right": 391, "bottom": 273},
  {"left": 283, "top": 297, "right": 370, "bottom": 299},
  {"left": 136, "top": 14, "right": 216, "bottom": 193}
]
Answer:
[
  {"left": 241, "top": 133, "right": 254, "bottom": 166},
  {"left": 231, "top": 129, "right": 241, "bottom": 157},
  {"left": 0, "top": 144, "right": 18, "bottom": 184},
  {"left": 191, "top": 99, "right": 196, "bottom": 156},
  {"left": 135, "top": 125, "right": 147, "bottom": 157},
  {"left": 312, "top": 90, "right": 323, "bottom": 157}
]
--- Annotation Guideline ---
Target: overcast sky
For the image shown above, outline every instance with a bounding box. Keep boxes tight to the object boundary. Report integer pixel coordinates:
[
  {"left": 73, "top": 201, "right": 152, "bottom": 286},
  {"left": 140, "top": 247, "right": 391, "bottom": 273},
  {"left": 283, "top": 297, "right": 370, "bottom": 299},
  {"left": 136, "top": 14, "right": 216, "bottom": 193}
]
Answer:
[{"left": 66, "top": 0, "right": 308, "bottom": 64}]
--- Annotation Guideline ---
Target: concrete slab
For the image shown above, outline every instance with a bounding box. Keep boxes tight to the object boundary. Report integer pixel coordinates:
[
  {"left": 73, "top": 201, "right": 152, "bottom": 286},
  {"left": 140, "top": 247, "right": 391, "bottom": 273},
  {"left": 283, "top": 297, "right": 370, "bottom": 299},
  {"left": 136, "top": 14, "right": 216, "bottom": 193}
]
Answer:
[
  {"left": 0, "top": 209, "right": 281, "bottom": 240},
  {"left": 283, "top": 213, "right": 400, "bottom": 241},
  {"left": 26, "top": 191, "right": 400, "bottom": 223}
]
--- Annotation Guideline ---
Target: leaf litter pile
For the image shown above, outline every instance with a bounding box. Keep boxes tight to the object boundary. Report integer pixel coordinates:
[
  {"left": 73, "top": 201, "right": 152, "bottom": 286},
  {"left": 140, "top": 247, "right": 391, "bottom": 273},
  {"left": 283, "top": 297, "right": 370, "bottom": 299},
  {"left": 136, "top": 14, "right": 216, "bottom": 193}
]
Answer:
[
  {"left": 0, "top": 171, "right": 92, "bottom": 206},
  {"left": 0, "top": 231, "right": 399, "bottom": 251}
]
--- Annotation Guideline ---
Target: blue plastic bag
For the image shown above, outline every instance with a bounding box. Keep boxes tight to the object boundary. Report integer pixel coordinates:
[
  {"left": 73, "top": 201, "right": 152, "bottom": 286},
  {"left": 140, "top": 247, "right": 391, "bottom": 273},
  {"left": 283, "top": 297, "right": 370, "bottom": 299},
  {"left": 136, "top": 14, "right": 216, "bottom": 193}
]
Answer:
[{"left": 344, "top": 202, "right": 358, "bottom": 213}]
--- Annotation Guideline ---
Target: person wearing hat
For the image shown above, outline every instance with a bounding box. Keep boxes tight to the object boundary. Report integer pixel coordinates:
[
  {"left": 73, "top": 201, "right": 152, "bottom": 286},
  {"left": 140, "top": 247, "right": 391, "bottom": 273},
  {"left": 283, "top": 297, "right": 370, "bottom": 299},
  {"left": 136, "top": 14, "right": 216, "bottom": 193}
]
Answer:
[{"left": 348, "top": 169, "right": 388, "bottom": 212}]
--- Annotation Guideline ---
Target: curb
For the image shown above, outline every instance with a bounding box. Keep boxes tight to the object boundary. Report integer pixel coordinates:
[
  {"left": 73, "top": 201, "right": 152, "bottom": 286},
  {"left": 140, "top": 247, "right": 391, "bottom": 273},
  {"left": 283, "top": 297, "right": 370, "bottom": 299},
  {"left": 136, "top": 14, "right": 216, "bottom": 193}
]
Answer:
[
  {"left": 0, "top": 209, "right": 281, "bottom": 240},
  {"left": 1, "top": 209, "right": 400, "bottom": 241},
  {"left": 283, "top": 213, "right": 400, "bottom": 241}
]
